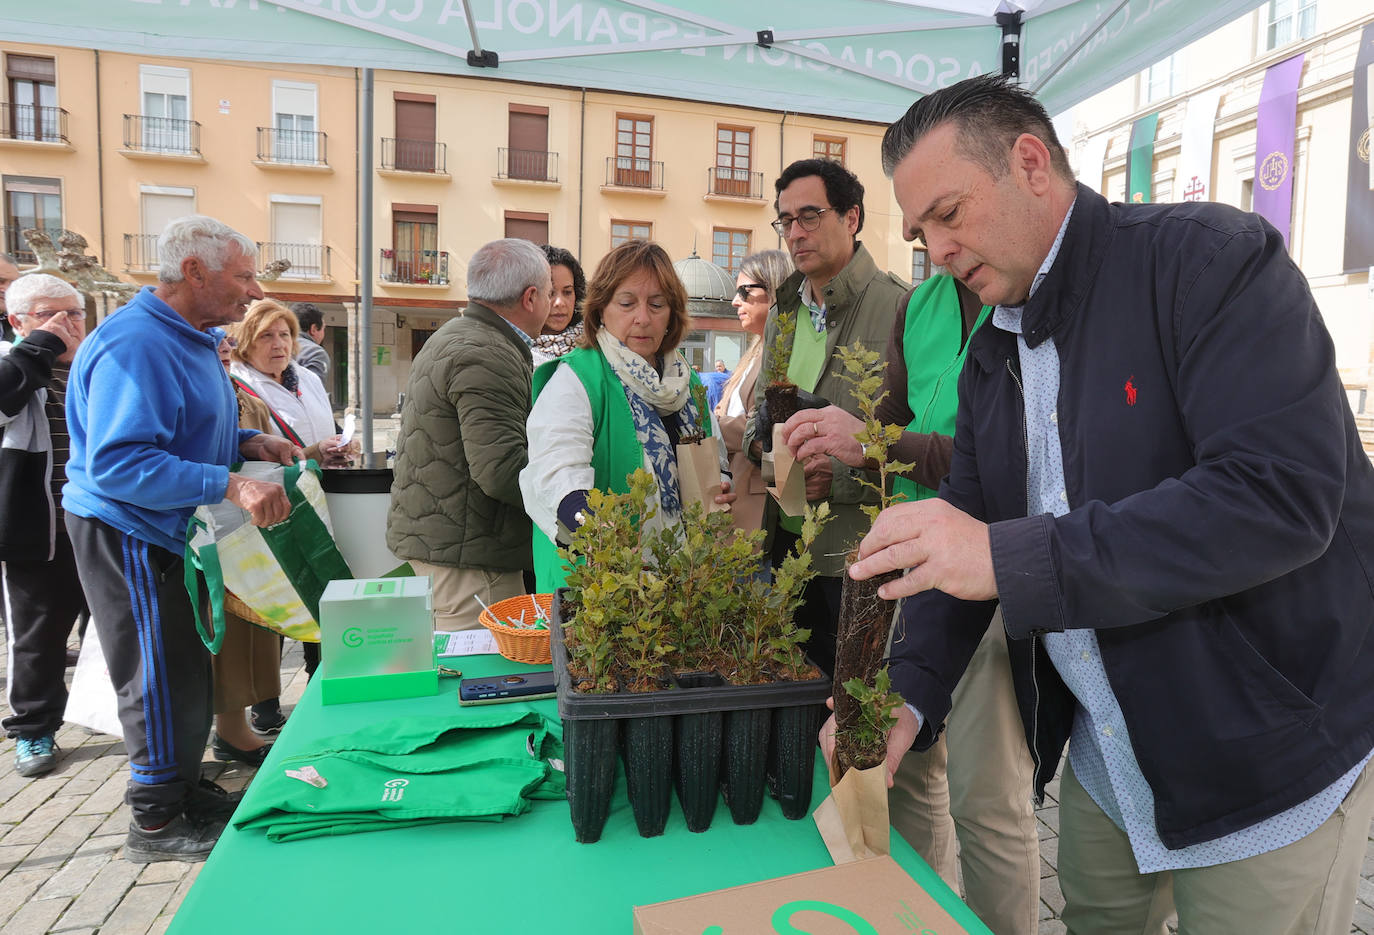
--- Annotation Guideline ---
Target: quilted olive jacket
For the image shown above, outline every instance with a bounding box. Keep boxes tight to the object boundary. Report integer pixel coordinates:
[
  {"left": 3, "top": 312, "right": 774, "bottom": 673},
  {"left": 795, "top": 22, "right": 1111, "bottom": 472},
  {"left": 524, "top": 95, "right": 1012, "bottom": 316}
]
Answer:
[{"left": 386, "top": 302, "right": 534, "bottom": 571}]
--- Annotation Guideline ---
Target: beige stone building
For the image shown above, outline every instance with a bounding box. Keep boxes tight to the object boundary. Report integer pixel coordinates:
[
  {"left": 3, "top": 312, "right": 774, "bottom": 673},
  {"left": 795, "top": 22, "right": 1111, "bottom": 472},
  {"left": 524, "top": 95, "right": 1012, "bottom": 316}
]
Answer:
[
  {"left": 1, "top": 42, "right": 918, "bottom": 415},
  {"left": 1064, "top": 1, "right": 1374, "bottom": 420}
]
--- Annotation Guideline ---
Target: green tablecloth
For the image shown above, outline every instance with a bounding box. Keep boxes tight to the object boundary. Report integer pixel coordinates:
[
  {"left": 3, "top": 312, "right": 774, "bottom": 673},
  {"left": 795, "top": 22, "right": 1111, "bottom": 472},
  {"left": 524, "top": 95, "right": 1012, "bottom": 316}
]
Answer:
[{"left": 170, "top": 653, "right": 991, "bottom": 933}]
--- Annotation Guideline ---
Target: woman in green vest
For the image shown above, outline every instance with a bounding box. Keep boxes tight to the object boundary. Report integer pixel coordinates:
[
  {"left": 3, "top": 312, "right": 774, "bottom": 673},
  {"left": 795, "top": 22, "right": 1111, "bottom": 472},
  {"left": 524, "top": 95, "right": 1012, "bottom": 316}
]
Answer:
[{"left": 520, "top": 240, "right": 734, "bottom": 591}]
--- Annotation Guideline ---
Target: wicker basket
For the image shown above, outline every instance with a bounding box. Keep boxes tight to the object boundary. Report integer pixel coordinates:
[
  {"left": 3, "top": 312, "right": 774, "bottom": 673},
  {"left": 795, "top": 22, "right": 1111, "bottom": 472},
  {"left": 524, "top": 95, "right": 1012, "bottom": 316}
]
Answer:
[
  {"left": 223, "top": 591, "right": 271, "bottom": 628},
  {"left": 479, "top": 593, "right": 554, "bottom": 664}
]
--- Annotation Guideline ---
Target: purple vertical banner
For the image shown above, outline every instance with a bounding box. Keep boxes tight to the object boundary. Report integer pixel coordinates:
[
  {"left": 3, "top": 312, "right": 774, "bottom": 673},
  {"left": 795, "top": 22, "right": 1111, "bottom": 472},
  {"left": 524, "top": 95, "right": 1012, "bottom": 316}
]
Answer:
[{"left": 1253, "top": 53, "right": 1305, "bottom": 247}]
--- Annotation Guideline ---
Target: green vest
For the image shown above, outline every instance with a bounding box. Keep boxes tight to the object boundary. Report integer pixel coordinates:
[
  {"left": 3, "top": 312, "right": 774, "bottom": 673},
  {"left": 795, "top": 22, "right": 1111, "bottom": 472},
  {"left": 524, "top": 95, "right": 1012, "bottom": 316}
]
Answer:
[
  {"left": 892, "top": 275, "right": 992, "bottom": 503},
  {"left": 529, "top": 347, "right": 709, "bottom": 591},
  {"left": 787, "top": 312, "right": 829, "bottom": 393},
  {"left": 779, "top": 317, "right": 831, "bottom": 534}
]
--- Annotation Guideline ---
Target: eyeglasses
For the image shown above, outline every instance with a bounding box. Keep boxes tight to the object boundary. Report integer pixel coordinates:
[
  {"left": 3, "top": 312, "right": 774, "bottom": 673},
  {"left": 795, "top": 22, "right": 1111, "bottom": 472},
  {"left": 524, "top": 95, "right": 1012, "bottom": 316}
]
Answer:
[
  {"left": 735, "top": 283, "right": 767, "bottom": 301},
  {"left": 770, "top": 207, "right": 831, "bottom": 236},
  {"left": 18, "top": 308, "right": 82, "bottom": 323}
]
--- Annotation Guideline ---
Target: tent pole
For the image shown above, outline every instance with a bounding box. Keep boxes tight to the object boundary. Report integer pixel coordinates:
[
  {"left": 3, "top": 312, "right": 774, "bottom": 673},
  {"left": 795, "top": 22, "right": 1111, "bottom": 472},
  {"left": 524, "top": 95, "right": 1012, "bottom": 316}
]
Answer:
[
  {"left": 359, "top": 67, "right": 375, "bottom": 458},
  {"left": 997, "top": 11, "right": 1023, "bottom": 80}
]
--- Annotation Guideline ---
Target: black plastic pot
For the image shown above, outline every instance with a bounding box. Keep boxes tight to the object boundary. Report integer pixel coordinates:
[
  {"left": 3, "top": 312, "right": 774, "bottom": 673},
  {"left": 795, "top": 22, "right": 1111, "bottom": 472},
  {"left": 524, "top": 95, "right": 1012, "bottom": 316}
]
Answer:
[
  {"left": 621, "top": 715, "right": 674, "bottom": 837},
  {"left": 767, "top": 703, "right": 826, "bottom": 820},
  {"left": 563, "top": 718, "right": 619, "bottom": 844},
  {"left": 672, "top": 673, "right": 724, "bottom": 833},
  {"left": 551, "top": 589, "right": 830, "bottom": 840},
  {"left": 721, "top": 707, "right": 771, "bottom": 824}
]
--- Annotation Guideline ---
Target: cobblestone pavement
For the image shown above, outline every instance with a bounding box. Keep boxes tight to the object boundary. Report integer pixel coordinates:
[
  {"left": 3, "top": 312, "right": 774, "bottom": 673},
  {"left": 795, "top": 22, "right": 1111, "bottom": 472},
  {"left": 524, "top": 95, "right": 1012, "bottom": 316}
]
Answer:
[{"left": 1, "top": 629, "right": 1372, "bottom": 934}]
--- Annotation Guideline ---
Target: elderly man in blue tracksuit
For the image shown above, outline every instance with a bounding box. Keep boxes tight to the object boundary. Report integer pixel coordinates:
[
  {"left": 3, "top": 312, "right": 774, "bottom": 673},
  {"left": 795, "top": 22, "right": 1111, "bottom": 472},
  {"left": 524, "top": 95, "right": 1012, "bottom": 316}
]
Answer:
[
  {"left": 831, "top": 75, "right": 1374, "bottom": 935},
  {"left": 65, "top": 215, "right": 299, "bottom": 864}
]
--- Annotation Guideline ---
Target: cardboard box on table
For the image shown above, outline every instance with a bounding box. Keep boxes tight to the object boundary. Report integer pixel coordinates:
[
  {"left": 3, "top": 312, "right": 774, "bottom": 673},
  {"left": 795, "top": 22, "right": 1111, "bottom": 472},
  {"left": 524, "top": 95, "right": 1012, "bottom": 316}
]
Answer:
[
  {"left": 633, "top": 855, "right": 974, "bottom": 934},
  {"left": 318, "top": 577, "right": 437, "bottom": 705}
]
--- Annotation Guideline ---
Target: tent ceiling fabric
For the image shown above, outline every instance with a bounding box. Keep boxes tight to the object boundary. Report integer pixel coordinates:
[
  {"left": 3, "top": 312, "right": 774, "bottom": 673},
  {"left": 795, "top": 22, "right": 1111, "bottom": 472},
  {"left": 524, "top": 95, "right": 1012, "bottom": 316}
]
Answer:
[{"left": 5, "top": 0, "right": 1262, "bottom": 121}]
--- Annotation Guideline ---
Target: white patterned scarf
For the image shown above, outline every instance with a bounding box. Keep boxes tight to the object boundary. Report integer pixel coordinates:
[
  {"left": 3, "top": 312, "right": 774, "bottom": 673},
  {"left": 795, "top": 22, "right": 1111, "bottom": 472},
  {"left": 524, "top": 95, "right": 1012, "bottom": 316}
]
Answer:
[{"left": 596, "top": 329, "right": 700, "bottom": 518}]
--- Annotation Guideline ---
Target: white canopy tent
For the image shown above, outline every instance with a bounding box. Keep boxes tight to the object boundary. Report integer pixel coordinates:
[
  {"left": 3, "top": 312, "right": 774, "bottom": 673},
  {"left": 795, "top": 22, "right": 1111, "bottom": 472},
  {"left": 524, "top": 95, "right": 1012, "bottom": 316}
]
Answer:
[
  {"left": 2, "top": 0, "right": 1266, "bottom": 448},
  {"left": 4, "top": 0, "right": 1266, "bottom": 121}
]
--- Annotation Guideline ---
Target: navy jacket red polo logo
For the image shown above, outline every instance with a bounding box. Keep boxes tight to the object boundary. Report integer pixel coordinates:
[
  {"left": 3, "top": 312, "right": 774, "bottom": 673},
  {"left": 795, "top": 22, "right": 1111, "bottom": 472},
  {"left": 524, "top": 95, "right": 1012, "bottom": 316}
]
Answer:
[{"left": 1124, "top": 376, "right": 1138, "bottom": 406}]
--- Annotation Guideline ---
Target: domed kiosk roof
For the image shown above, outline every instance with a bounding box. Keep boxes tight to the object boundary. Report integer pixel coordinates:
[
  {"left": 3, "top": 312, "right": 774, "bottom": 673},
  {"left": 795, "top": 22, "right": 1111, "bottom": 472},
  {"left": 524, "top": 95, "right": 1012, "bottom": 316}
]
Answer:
[{"left": 673, "top": 250, "right": 734, "bottom": 301}]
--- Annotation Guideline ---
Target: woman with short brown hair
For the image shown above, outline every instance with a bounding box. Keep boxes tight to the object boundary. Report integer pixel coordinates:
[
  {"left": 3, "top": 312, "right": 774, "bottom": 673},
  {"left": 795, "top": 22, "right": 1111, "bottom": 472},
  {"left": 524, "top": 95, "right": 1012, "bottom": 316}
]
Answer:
[{"left": 520, "top": 240, "right": 732, "bottom": 591}]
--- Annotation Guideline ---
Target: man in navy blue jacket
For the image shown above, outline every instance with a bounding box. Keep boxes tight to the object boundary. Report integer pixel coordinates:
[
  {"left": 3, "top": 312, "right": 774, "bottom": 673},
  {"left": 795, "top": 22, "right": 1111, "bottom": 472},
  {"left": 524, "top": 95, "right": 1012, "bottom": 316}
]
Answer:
[
  {"left": 831, "top": 75, "right": 1374, "bottom": 934},
  {"left": 65, "top": 216, "right": 299, "bottom": 864}
]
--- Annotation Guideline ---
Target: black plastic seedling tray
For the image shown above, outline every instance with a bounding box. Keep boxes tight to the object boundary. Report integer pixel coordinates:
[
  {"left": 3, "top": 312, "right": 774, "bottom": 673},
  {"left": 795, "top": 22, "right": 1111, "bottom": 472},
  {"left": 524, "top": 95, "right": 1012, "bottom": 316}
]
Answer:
[{"left": 550, "top": 589, "right": 830, "bottom": 843}]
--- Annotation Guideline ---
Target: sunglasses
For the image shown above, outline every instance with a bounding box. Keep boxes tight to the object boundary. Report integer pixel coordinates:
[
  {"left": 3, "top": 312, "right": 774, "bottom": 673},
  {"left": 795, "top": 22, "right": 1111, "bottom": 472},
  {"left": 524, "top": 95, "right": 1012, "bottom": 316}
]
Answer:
[{"left": 735, "top": 283, "right": 767, "bottom": 301}]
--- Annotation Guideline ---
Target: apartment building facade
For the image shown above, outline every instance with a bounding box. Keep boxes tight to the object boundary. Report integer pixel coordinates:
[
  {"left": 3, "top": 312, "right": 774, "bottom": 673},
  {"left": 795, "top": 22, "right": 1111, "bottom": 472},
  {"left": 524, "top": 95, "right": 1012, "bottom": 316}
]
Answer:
[{"left": 0, "top": 42, "right": 918, "bottom": 414}]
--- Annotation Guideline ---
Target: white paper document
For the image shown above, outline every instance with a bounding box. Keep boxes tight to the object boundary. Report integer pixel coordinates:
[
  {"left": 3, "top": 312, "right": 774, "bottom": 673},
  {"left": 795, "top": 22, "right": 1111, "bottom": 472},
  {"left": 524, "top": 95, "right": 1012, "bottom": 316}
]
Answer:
[{"left": 435, "top": 630, "right": 499, "bottom": 657}]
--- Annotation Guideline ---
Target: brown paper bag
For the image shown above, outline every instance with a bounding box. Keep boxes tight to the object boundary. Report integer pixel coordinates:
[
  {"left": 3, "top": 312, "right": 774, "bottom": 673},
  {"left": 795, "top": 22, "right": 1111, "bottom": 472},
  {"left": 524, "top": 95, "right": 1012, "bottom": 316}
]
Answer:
[
  {"left": 813, "top": 763, "right": 891, "bottom": 864},
  {"left": 675, "top": 438, "right": 727, "bottom": 514},
  {"left": 765, "top": 423, "right": 808, "bottom": 515}
]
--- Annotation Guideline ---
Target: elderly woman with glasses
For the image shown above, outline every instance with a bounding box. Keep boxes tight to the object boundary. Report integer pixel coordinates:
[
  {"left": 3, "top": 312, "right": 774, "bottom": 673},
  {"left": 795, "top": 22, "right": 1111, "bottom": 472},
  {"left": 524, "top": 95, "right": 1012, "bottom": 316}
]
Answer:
[
  {"left": 227, "top": 299, "right": 354, "bottom": 467},
  {"left": 0, "top": 273, "right": 88, "bottom": 779},
  {"left": 221, "top": 298, "right": 357, "bottom": 746},
  {"left": 520, "top": 240, "right": 734, "bottom": 590}
]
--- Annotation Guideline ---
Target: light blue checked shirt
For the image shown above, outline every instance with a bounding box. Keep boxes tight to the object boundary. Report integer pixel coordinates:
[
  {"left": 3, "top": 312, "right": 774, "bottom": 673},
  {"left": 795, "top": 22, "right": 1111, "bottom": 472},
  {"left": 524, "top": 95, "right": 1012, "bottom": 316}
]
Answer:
[
  {"left": 797, "top": 279, "right": 827, "bottom": 333},
  {"left": 993, "top": 201, "right": 1370, "bottom": 872},
  {"left": 505, "top": 320, "right": 535, "bottom": 349}
]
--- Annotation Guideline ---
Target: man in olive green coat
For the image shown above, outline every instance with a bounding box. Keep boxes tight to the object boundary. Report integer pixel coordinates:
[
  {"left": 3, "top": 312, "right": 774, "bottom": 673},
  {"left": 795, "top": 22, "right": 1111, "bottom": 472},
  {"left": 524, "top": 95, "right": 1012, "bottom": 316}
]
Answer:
[
  {"left": 745, "top": 158, "right": 908, "bottom": 676},
  {"left": 387, "top": 239, "right": 551, "bottom": 629}
]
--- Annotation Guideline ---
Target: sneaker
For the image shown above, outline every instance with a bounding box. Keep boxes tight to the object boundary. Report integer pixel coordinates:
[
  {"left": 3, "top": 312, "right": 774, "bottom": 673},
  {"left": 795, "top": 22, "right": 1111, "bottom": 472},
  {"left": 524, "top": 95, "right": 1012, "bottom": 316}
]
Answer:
[
  {"left": 15, "top": 734, "right": 58, "bottom": 777},
  {"left": 249, "top": 701, "right": 287, "bottom": 736},
  {"left": 187, "top": 777, "right": 245, "bottom": 823},
  {"left": 124, "top": 813, "right": 224, "bottom": 864}
]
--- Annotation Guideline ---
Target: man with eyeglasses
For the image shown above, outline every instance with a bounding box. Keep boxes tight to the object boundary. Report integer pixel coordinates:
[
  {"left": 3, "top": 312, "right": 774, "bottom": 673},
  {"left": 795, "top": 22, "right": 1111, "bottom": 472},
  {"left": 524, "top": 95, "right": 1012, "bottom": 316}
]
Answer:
[
  {"left": 745, "top": 157, "right": 907, "bottom": 677},
  {"left": 0, "top": 273, "right": 88, "bottom": 779}
]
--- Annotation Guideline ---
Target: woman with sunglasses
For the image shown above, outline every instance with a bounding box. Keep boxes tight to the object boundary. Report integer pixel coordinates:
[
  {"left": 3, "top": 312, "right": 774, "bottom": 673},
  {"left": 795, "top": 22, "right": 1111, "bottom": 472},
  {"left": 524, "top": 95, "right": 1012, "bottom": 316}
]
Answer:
[{"left": 715, "top": 250, "right": 793, "bottom": 538}]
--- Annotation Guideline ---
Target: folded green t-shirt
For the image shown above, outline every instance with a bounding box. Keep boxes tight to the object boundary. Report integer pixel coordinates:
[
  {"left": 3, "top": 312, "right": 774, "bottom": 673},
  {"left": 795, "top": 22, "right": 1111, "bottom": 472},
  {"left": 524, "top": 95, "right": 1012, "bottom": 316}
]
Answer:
[{"left": 232, "top": 709, "right": 565, "bottom": 843}]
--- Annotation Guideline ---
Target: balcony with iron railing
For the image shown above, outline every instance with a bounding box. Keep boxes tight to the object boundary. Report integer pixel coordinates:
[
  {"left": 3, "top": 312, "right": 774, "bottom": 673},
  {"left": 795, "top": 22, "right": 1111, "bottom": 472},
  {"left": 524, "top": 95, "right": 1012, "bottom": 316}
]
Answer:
[
  {"left": 255, "top": 128, "right": 328, "bottom": 168},
  {"left": 379, "top": 248, "right": 449, "bottom": 286},
  {"left": 603, "top": 156, "right": 665, "bottom": 192},
  {"left": 496, "top": 147, "right": 559, "bottom": 184},
  {"left": 121, "top": 115, "right": 202, "bottom": 158},
  {"left": 706, "top": 167, "right": 764, "bottom": 201},
  {"left": 379, "top": 138, "right": 448, "bottom": 175},
  {"left": 0, "top": 103, "right": 69, "bottom": 145},
  {"left": 122, "top": 233, "right": 160, "bottom": 273},
  {"left": 258, "top": 242, "right": 332, "bottom": 281}
]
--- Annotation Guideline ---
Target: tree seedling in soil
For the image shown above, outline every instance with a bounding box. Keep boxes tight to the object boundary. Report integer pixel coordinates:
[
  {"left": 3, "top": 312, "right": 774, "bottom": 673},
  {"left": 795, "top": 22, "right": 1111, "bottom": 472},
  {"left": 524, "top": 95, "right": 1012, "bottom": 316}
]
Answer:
[{"left": 829, "top": 342, "right": 913, "bottom": 779}]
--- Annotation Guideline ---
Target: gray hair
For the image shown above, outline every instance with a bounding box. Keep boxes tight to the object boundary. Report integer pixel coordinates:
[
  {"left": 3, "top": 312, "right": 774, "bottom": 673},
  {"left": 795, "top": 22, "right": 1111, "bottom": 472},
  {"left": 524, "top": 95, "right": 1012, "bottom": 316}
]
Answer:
[
  {"left": 882, "top": 74, "right": 1073, "bottom": 181},
  {"left": 738, "top": 249, "right": 795, "bottom": 300},
  {"left": 157, "top": 215, "right": 257, "bottom": 284},
  {"left": 0, "top": 253, "right": 18, "bottom": 267},
  {"left": 466, "top": 239, "right": 550, "bottom": 307},
  {"left": 5, "top": 273, "right": 82, "bottom": 319}
]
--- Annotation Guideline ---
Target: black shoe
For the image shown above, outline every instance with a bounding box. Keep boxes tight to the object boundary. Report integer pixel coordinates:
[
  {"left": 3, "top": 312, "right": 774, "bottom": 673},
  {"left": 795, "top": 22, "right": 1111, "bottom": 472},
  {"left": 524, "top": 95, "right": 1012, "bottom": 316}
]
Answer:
[
  {"left": 187, "top": 777, "right": 245, "bottom": 823},
  {"left": 211, "top": 733, "right": 272, "bottom": 768},
  {"left": 250, "top": 701, "right": 287, "bottom": 736},
  {"left": 125, "top": 813, "right": 224, "bottom": 863}
]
